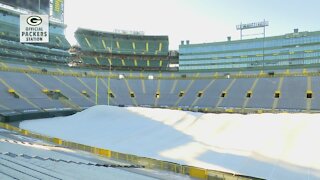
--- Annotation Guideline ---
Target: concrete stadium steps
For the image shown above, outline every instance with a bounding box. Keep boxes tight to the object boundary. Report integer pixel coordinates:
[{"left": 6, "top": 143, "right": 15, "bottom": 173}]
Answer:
[
  {"left": 79, "top": 76, "right": 112, "bottom": 106},
  {"left": 0, "top": 172, "right": 14, "bottom": 179},
  {"left": 246, "top": 78, "right": 280, "bottom": 109},
  {"left": 0, "top": 132, "right": 158, "bottom": 180},
  {"left": 97, "top": 78, "right": 117, "bottom": 106},
  {"left": 95, "top": 79, "right": 109, "bottom": 105},
  {"left": 219, "top": 78, "right": 256, "bottom": 108},
  {"left": 110, "top": 79, "right": 134, "bottom": 106},
  {"left": 0, "top": 154, "right": 66, "bottom": 180},
  {"left": 56, "top": 76, "right": 96, "bottom": 100},
  {"left": 168, "top": 80, "right": 192, "bottom": 106},
  {"left": 127, "top": 79, "right": 149, "bottom": 105},
  {"left": 0, "top": 72, "right": 64, "bottom": 109},
  {"left": 196, "top": 79, "right": 233, "bottom": 108},
  {"left": 277, "top": 77, "right": 308, "bottom": 110},
  {"left": 156, "top": 80, "right": 176, "bottom": 107},
  {"left": 29, "top": 74, "right": 95, "bottom": 107},
  {"left": 0, "top": 141, "right": 88, "bottom": 163},
  {"left": 177, "top": 80, "right": 211, "bottom": 107},
  {"left": 130, "top": 79, "right": 159, "bottom": 106},
  {"left": 0, "top": 152, "right": 151, "bottom": 180},
  {"left": 0, "top": 77, "right": 35, "bottom": 111}
]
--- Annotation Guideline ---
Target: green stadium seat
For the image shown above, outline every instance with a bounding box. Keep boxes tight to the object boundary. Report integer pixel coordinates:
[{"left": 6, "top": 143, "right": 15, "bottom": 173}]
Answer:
[
  {"left": 111, "top": 58, "right": 123, "bottom": 67},
  {"left": 140, "top": 60, "right": 148, "bottom": 67},
  {"left": 135, "top": 40, "right": 146, "bottom": 54},
  {"left": 74, "top": 28, "right": 170, "bottom": 71},
  {"left": 124, "top": 59, "right": 135, "bottom": 67},
  {"left": 81, "top": 56, "right": 97, "bottom": 65},
  {"left": 98, "top": 57, "right": 110, "bottom": 66},
  {"left": 0, "top": 37, "right": 70, "bottom": 64},
  {"left": 150, "top": 60, "right": 160, "bottom": 67}
]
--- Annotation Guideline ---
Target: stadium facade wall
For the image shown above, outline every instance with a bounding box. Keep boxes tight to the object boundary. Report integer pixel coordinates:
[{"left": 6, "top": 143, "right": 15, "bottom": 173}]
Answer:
[{"left": 179, "top": 30, "right": 320, "bottom": 72}]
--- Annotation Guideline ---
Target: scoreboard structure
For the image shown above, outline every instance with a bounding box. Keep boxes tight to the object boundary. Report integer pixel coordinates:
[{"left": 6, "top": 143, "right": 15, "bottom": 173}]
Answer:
[
  {"left": 0, "top": 0, "right": 64, "bottom": 22},
  {"left": 52, "top": 0, "right": 64, "bottom": 22}
]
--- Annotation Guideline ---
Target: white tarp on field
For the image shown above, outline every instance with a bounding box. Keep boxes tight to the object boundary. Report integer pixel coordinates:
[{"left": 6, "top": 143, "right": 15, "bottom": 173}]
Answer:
[{"left": 20, "top": 105, "right": 320, "bottom": 179}]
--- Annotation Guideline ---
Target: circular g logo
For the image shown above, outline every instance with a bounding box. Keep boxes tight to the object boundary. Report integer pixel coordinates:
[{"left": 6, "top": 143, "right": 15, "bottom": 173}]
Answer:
[{"left": 27, "top": 16, "right": 42, "bottom": 26}]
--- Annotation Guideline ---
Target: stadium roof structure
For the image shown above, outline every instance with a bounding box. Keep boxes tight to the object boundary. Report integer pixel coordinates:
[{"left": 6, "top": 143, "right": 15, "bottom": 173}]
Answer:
[{"left": 76, "top": 28, "right": 169, "bottom": 41}]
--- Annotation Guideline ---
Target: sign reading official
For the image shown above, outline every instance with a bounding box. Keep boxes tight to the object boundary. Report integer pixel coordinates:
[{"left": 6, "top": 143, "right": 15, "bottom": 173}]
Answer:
[{"left": 20, "top": 15, "right": 49, "bottom": 43}]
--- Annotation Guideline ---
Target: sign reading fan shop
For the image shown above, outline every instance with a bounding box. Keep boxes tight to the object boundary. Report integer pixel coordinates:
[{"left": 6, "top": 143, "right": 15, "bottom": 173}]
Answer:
[{"left": 20, "top": 15, "right": 49, "bottom": 43}]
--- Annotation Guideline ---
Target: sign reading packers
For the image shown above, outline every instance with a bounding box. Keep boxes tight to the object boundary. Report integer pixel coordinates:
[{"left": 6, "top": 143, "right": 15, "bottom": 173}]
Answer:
[{"left": 20, "top": 15, "right": 49, "bottom": 43}]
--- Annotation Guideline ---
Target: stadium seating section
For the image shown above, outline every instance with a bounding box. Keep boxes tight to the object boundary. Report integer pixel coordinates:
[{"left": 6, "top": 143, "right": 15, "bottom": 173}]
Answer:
[
  {"left": 0, "top": 39, "right": 71, "bottom": 64},
  {"left": 0, "top": 63, "right": 319, "bottom": 114},
  {"left": 0, "top": 20, "right": 70, "bottom": 50},
  {"left": 0, "top": 10, "right": 70, "bottom": 50},
  {"left": 75, "top": 28, "right": 168, "bottom": 55},
  {"left": 75, "top": 28, "right": 170, "bottom": 71},
  {"left": 0, "top": 9, "right": 71, "bottom": 65},
  {"left": 0, "top": 7, "right": 319, "bottom": 115},
  {"left": 79, "top": 55, "right": 169, "bottom": 71}
]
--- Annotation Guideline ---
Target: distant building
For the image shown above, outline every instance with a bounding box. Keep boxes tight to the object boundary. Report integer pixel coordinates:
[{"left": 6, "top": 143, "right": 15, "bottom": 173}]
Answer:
[{"left": 179, "top": 30, "right": 320, "bottom": 72}]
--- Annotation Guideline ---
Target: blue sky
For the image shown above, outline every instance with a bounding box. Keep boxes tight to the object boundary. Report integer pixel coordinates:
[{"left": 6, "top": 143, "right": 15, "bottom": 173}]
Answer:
[{"left": 64, "top": 0, "right": 320, "bottom": 50}]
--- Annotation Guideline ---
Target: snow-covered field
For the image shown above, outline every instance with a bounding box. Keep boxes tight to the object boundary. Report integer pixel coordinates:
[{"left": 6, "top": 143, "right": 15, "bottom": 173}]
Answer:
[{"left": 20, "top": 105, "right": 320, "bottom": 179}]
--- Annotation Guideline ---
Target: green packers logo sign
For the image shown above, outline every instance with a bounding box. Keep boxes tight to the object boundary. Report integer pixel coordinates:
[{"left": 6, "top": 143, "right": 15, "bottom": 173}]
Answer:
[{"left": 20, "top": 15, "right": 49, "bottom": 43}]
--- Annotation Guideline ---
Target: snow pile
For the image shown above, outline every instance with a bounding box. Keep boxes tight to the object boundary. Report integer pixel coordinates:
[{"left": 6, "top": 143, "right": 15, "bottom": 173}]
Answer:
[{"left": 20, "top": 105, "right": 320, "bottom": 179}]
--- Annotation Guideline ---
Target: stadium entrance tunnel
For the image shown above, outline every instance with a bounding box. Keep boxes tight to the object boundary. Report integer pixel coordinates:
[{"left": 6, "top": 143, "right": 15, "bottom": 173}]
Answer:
[
  {"left": 155, "top": 92, "right": 160, "bottom": 98},
  {"left": 306, "top": 90, "right": 312, "bottom": 99},
  {"left": 197, "top": 91, "right": 203, "bottom": 98},
  {"left": 274, "top": 91, "right": 281, "bottom": 98},
  {"left": 179, "top": 91, "right": 185, "bottom": 97},
  {"left": 42, "top": 89, "right": 69, "bottom": 100},
  {"left": 82, "top": 90, "right": 90, "bottom": 98},
  {"left": 246, "top": 91, "right": 252, "bottom": 98},
  {"left": 8, "top": 88, "right": 19, "bottom": 98},
  {"left": 130, "top": 92, "right": 135, "bottom": 98},
  {"left": 108, "top": 91, "right": 115, "bottom": 98},
  {"left": 221, "top": 91, "right": 227, "bottom": 98}
]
